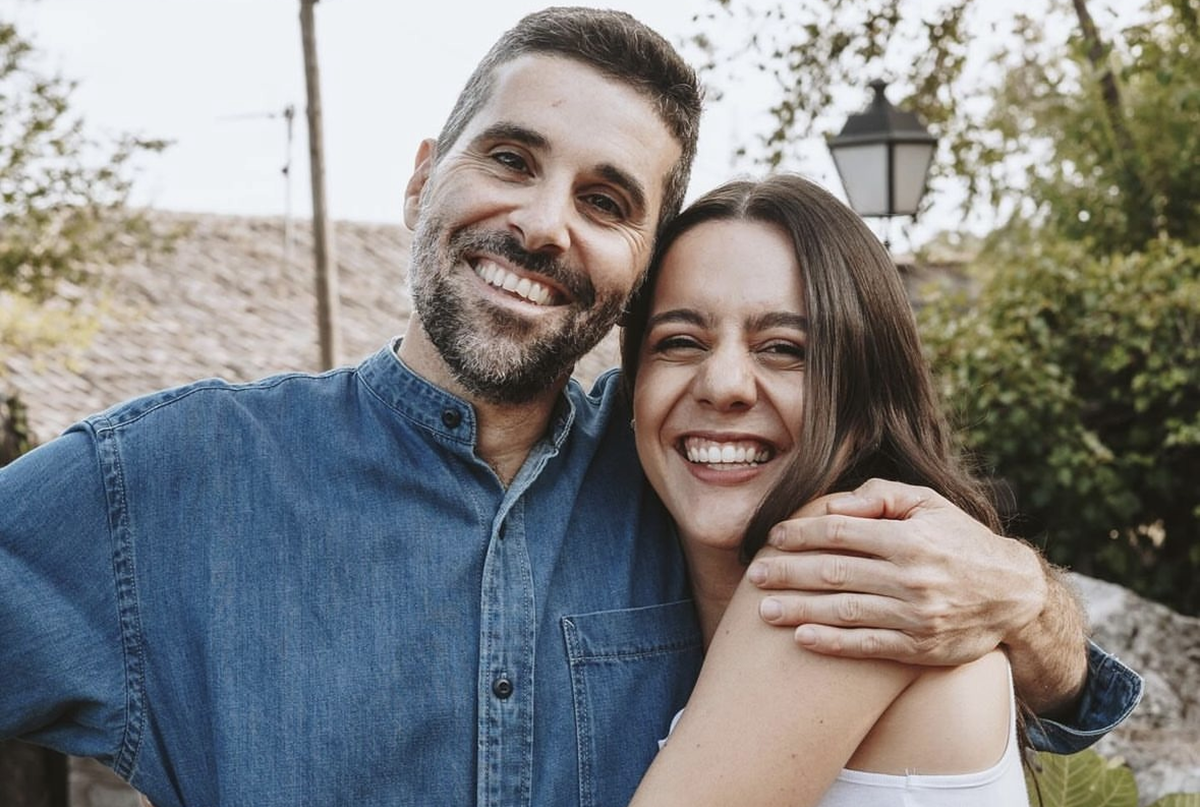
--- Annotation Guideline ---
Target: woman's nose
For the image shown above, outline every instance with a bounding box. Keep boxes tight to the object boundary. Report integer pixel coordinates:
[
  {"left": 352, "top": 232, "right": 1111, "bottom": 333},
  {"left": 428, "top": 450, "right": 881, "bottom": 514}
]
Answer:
[{"left": 693, "top": 346, "right": 757, "bottom": 411}]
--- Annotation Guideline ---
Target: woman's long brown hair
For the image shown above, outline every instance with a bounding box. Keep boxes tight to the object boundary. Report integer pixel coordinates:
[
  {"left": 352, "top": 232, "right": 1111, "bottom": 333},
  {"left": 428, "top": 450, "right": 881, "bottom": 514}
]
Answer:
[{"left": 622, "top": 173, "right": 1001, "bottom": 555}]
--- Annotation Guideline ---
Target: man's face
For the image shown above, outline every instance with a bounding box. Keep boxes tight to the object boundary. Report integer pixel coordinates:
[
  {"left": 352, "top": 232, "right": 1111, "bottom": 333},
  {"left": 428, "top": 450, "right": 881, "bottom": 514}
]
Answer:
[{"left": 403, "top": 54, "right": 681, "bottom": 404}]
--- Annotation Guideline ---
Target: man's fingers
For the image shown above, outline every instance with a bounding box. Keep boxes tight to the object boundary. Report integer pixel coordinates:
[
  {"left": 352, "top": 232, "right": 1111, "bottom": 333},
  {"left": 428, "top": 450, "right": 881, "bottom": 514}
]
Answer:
[
  {"left": 824, "top": 478, "right": 941, "bottom": 520},
  {"left": 766, "top": 514, "right": 902, "bottom": 556},
  {"left": 758, "top": 592, "right": 916, "bottom": 631},
  {"left": 749, "top": 545, "right": 909, "bottom": 593},
  {"left": 790, "top": 624, "right": 918, "bottom": 661}
]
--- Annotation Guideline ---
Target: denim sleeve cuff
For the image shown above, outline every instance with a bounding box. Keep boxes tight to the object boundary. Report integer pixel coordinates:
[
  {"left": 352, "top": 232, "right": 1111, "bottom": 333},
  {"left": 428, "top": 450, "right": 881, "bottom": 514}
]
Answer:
[{"left": 1025, "top": 639, "right": 1144, "bottom": 754}]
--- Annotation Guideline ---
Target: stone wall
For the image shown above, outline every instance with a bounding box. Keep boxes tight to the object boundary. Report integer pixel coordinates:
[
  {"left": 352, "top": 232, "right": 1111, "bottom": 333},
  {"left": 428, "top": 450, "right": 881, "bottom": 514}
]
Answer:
[{"left": 1072, "top": 573, "right": 1200, "bottom": 803}]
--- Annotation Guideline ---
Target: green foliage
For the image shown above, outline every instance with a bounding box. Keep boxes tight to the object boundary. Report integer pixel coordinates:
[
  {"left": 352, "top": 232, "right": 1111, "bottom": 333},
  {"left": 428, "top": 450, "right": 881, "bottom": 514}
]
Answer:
[
  {"left": 992, "top": 0, "right": 1200, "bottom": 252},
  {"left": 1025, "top": 749, "right": 1200, "bottom": 806},
  {"left": 0, "top": 17, "right": 167, "bottom": 360},
  {"left": 920, "top": 237, "right": 1200, "bottom": 614}
]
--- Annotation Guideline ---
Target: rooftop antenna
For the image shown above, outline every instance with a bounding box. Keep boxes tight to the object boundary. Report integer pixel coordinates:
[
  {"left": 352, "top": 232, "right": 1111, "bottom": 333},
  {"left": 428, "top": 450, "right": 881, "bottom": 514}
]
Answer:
[{"left": 216, "top": 105, "right": 298, "bottom": 268}]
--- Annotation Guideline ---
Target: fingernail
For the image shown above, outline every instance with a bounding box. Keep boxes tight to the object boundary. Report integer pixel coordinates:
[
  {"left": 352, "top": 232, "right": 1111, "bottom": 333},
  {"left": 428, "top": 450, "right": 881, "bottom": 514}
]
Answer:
[
  {"left": 760, "top": 598, "right": 782, "bottom": 621},
  {"left": 747, "top": 562, "right": 767, "bottom": 584},
  {"left": 767, "top": 527, "right": 784, "bottom": 547},
  {"left": 795, "top": 626, "right": 818, "bottom": 645}
]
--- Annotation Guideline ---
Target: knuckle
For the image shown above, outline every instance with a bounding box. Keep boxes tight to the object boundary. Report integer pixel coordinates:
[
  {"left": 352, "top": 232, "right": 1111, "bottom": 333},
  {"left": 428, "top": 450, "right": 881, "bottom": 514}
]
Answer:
[
  {"left": 859, "top": 632, "right": 885, "bottom": 657},
  {"left": 788, "top": 597, "right": 813, "bottom": 624},
  {"left": 820, "top": 555, "right": 852, "bottom": 588},
  {"left": 828, "top": 515, "right": 850, "bottom": 547},
  {"left": 836, "top": 595, "right": 864, "bottom": 625}
]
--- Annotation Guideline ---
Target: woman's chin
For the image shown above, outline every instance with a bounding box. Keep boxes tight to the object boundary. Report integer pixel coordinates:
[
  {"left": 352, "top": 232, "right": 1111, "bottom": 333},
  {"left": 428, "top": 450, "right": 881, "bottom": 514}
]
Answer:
[{"left": 675, "top": 519, "right": 751, "bottom": 555}]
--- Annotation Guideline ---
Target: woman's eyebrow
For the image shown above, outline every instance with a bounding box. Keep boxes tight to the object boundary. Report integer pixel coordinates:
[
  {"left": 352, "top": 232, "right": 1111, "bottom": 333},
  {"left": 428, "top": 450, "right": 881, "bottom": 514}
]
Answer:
[
  {"left": 646, "top": 308, "right": 709, "bottom": 330},
  {"left": 750, "top": 312, "right": 809, "bottom": 332}
]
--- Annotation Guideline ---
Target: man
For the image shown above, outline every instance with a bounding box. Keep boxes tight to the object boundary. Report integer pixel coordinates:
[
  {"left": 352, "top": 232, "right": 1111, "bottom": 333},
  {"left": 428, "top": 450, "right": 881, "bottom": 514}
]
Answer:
[{"left": 0, "top": 8, "right": 1139, "bottom": 806}]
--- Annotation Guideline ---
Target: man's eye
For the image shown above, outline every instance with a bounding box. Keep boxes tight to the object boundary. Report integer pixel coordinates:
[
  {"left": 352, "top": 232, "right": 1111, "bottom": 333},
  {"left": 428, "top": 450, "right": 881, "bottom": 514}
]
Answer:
[
  {"left": 491, "top": 151, "right": 528, "bottom": 172},
  {"left": 582, "top": 192, "right": 625, "bottom": 219}
]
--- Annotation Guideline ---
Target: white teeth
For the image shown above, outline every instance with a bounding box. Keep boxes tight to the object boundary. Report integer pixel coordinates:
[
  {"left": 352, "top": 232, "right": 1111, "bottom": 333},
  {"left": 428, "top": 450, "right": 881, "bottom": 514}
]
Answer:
[
  {"left": 474, "top": 260, "right": 553, "bottom": 305},
  {"left": 683, "top": 438, "right": 773, "bottom": 467}
]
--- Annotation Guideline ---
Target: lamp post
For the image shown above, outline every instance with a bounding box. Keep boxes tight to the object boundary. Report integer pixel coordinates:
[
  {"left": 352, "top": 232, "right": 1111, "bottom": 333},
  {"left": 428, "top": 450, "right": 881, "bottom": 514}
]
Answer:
[{"left": 827, "top": 80, "right": 938, "bottom": 247}]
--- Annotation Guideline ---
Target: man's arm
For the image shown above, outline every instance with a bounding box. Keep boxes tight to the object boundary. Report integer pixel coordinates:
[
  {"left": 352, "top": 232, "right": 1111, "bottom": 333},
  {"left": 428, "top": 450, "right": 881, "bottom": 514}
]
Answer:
[{"left": 745, "top": 479, "right": 1086, "bottom": 715}]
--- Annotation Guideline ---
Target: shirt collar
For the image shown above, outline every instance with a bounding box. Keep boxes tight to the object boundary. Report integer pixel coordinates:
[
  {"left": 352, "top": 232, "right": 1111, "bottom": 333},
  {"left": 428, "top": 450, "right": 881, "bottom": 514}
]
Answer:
[{"left": 356, "top": 338, "right": 577, "bottom": 448}]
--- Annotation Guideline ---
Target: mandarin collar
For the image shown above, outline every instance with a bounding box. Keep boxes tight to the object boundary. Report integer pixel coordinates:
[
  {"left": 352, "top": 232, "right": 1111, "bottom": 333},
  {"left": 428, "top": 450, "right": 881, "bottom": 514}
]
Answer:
[{"left": 356, "top": 338, "right": 576, "bottom": 448}]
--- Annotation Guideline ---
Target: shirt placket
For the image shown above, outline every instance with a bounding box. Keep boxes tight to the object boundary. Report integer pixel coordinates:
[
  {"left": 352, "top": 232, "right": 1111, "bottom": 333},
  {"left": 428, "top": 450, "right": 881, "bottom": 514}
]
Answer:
[{"left": 476, "top": 467, "right": 541, "bottom": 807}]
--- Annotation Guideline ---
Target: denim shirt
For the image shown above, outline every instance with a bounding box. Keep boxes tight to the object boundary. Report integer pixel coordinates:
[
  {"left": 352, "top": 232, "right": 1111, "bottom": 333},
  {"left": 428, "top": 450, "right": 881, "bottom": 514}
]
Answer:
[{"left": 0, "top": 343, "right": 1140, "bottom": 805}]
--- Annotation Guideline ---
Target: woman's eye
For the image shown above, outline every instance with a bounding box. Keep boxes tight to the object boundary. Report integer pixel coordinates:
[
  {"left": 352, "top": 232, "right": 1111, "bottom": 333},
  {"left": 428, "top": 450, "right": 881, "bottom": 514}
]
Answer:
[
  {"left": 760, "top": 341, "right": 806, "bottom": 364},
  {"left": 650, "top": 335, "right": 704, "bottom": 355}
]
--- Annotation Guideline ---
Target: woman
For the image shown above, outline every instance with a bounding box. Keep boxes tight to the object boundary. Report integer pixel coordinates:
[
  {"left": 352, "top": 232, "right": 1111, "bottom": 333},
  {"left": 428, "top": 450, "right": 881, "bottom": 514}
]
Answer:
[{"left": 621, "top": 175, "right": 1029, "bottom": 805}]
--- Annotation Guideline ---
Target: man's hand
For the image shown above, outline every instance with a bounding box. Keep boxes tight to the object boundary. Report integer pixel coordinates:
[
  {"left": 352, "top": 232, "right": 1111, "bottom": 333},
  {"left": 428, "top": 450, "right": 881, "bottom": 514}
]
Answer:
[
  {"left": 748, "top": 479, "right": 1044, "bottom": 665},
  {"left": 748, "top": 478, "right": 1088, "bottom": 714}
]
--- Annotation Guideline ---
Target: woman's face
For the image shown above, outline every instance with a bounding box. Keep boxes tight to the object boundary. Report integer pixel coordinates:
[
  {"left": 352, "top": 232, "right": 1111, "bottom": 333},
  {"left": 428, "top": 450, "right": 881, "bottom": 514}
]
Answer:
[{"left": 633, "top": 218, "right": 808, "bottom": 552}]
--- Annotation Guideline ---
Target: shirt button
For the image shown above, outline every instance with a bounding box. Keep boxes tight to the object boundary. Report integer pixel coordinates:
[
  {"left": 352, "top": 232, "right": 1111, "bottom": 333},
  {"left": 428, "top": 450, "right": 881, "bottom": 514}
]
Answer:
[
  {"left": 441, "top": 408, "right": 462, "bottom": 428},
  {"left": 492, "top": 677, "right": 513, "bottom": 699}
]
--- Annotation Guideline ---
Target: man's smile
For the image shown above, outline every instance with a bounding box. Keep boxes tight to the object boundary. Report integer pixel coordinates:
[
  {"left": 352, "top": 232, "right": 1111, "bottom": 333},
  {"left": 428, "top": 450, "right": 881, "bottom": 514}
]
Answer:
[{"left": 471, "top": 256, "right": 561, "bottom": 306}]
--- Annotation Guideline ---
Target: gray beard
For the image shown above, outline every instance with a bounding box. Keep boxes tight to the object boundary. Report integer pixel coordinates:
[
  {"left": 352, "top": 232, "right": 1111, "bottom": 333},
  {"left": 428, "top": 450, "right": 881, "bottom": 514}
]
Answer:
[{"left": 409, "top": 220, "right": 625, "bottom": 405}]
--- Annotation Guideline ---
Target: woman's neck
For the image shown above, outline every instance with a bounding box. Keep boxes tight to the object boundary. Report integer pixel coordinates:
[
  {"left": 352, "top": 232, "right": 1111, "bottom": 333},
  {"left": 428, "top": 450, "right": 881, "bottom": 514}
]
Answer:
[{"left": 680, "top": 538, "right": 746, "bottom": 649}]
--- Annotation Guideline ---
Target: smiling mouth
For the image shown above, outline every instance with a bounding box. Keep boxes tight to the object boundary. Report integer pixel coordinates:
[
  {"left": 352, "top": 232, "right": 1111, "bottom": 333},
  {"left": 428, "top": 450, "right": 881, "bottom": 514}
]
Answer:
[
  {"left": 681, "top": 436, "right": 774, "bottom": 468},
  {"left": 472, "top": 257, "right": 560, "bottom": 306}
]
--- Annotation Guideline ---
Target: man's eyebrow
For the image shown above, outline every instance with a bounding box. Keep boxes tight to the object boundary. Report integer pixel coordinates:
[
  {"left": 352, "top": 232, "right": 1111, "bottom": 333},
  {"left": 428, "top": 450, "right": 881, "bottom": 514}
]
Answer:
[{"left": 472, "top": 122, "right": 549, "bottom": 151}]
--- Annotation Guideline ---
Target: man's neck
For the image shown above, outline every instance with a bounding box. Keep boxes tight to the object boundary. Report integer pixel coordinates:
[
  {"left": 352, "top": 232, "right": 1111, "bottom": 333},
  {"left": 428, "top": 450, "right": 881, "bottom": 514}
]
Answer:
[{"left": 396, "top": 324, "right": 566, "bottom": 487}]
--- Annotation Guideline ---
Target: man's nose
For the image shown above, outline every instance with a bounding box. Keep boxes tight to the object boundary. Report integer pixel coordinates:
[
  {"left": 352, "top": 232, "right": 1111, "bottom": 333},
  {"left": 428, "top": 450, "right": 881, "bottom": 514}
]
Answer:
[
  {"left": 508, "top": 183, "right": 572, "bottom": 254},
  {"left": 693, "top": 346, "right": 758, "bottom": 411}
]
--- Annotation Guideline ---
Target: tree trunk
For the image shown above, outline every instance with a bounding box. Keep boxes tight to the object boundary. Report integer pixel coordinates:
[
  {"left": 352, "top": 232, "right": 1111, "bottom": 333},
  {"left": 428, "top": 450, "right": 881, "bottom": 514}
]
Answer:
[{"left": 1071, "top": 0, "right": 1155, "bottom": 242}]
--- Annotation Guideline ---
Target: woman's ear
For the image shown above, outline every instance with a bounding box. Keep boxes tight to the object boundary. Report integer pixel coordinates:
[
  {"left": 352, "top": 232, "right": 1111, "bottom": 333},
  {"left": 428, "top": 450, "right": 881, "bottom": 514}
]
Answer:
[{"left": 403, "top": 139, "right": 437, "bottom": 229}]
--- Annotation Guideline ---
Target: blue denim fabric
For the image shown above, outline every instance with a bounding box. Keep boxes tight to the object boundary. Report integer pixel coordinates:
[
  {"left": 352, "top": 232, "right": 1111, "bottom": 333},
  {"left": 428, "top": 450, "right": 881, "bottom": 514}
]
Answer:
[
  {"left": 0, "top": 341, "right": 1141, "bottom": 804},
  {"left": 1026, "top": 640, "right": 1144, "bottom": 753},
  {"left": 0, "top": 343, "right": 702, "bottom": 807}
]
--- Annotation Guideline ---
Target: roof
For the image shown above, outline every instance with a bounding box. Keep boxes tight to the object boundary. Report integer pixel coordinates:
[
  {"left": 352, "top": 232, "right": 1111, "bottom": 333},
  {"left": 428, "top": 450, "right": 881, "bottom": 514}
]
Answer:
[{"left": 2, "top": 212, "right": 619, "bottom": 446}]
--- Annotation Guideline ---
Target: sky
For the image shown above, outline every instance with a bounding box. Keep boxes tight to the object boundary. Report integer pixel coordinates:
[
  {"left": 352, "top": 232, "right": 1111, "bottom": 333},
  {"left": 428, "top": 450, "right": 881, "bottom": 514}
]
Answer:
[{"left": 3, "top": 0, "right": 811, "bottom": 228}]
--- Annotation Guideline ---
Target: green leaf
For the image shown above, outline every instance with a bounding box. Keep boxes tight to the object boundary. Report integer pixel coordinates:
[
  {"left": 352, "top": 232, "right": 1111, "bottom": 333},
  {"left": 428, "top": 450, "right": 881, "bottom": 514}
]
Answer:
[
  {"left": 1026, "top": 750, "right": 1138, "bottom": 807},
  {"left": 1150, "top": 796, "right": 1200, "bottom": 807}
]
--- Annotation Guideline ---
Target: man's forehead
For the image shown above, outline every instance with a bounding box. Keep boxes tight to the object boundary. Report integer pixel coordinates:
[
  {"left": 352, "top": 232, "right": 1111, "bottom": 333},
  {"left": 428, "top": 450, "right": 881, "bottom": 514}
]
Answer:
[{"left": 461, "top": 54, "right": 678, "bottom": 163}]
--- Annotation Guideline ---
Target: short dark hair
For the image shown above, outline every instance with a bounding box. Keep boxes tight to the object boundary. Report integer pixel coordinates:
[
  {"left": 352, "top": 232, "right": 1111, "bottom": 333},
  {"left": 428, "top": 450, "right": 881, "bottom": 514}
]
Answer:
[
  {"left": 435, "top": 7, "right": 703, "bottom": 235},
  {"left": 620, "top": 174, "right": 1000, "bottom": 559}
]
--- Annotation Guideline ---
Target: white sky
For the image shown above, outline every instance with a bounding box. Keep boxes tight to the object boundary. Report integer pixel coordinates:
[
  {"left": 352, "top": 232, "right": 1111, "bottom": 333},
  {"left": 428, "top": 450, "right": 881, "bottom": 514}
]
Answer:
[{"left": 2, "top": 0, "right": 809, "bottom": 226}]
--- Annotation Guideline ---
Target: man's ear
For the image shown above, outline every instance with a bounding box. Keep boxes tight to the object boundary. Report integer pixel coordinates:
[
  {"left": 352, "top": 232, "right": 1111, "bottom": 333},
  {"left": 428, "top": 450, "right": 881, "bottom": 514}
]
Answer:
[{"left": 403, "top": 139, "right": 437, "bottom": 230}]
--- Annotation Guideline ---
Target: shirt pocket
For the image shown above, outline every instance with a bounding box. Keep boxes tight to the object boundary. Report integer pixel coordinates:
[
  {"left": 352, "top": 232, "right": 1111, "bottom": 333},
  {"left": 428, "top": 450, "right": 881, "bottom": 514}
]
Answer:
[{"left": 562, "top": 600, "right": 703, "bottom": 807}]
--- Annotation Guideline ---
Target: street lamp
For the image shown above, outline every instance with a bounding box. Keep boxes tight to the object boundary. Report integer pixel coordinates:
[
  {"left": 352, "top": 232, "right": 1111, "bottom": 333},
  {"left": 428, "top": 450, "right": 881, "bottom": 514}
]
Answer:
[{"left": 827, "top": 80, "right": 938, "bottom": 225}]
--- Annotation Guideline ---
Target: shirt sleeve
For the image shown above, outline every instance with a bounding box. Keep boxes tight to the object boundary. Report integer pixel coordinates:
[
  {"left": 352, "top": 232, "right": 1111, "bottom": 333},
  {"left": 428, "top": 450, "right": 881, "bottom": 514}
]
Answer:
[
  {"left": 1025, "top": 639, "right": 1144, "bottom": 754},
  {"left": 0, "top": 425, "right": 132, "bottom": 766}
]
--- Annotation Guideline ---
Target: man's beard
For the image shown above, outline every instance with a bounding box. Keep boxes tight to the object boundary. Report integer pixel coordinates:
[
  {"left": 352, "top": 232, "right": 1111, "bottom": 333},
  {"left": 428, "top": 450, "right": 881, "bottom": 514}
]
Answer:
[{"left": 408, "top": 218, "right": 627, "bottom": 405}]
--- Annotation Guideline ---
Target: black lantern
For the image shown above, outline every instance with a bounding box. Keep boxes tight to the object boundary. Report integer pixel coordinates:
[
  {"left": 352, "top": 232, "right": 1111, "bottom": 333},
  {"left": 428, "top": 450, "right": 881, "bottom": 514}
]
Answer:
[{"left": 827, "top": 80, "right": 938, "bottom": 219}]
